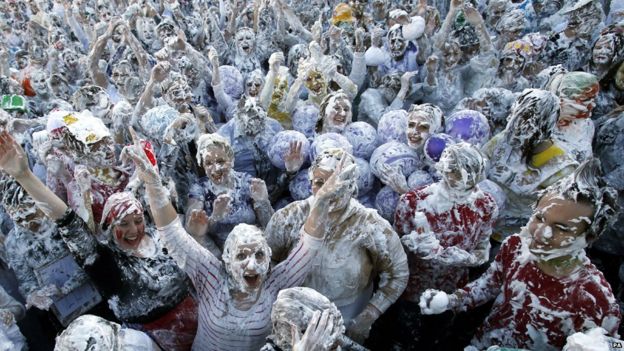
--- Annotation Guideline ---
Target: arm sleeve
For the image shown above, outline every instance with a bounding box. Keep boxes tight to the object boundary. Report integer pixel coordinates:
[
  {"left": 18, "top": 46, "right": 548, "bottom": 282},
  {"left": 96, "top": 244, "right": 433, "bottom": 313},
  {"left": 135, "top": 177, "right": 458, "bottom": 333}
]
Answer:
[
  {"left": 253, "top": 199, "right": 274, "bottom": 229},
  {"left": 263, "top": 204, "right": 304, "bottom": 263},
  {"left": 366, "top": 214, "right": 409, "bottom": 313},
  {"left": 454, "top": 236, "right": 514, "bottom": 312},
  {"left": 157, "top": 216, "right": 222, "bottom": 286},
  {"left": 349, "top": 52, "right": 367, "bottom": 90}
]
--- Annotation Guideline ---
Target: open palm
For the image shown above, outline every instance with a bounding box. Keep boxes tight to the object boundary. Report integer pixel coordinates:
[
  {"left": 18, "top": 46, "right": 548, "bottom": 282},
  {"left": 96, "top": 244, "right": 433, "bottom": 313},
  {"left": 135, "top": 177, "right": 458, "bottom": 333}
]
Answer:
[{"left": 0, "top": 131, "right": 29, "bottom": 178}]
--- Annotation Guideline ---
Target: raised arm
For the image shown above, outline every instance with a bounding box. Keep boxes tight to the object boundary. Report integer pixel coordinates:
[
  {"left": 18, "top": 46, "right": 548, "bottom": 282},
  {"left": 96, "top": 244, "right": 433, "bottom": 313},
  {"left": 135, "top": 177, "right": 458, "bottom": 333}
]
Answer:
[
  {"left": 0, "top": 131, "right": 68, "bottom": 221},
  {"left": 434, "top": 0, "right": 463, "bottom": 49},
  {"left": 124, "top": 128, "right": 221, "bottom": 278},
  {"left": 134, "top": 61, "right": 170, "bottom": 116},
  {"left": 88, "top": 19, "right": 123, "bottom": 89}
]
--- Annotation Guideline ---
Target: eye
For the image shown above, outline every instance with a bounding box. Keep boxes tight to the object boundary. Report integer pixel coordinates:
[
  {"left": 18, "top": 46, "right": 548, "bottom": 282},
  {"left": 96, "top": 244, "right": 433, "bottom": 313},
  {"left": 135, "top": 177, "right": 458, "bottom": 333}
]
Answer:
[
  {"left": 236, "top": 253, "right": 247, "bottom": 260},
  {"left": 408, "top": 122, "right": 417, "bottom": 128},
  {"left": 312, "top": 178, "right": 325, "bottom": 187},
  {"left": 255, "top": 251, "right": 265, "bottom": 260}
]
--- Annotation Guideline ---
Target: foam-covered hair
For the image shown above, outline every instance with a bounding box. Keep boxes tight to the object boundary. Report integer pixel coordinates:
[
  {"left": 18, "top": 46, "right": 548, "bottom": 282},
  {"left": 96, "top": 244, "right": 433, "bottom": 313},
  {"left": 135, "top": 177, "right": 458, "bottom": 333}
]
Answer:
[
  {"left": 504, "top": 89, "right": 560, "bottom": 160},
  {"left": 537, "top": 158, "right": 619, "bottom": 243},
  {"left": 196, "top": 133, "right": 234, "bottom": 167},
  {"left": 551, "top": 71, "right": 599, "bottom": 99},
  {"left": 435, "top": 141, "right": 486, "bottom": 185},
  {"left": 407, "top": 103, "right": 443, "bottom": 133},
  {"left": 270, "top": 287, "right": 345, "bottom": 351}
]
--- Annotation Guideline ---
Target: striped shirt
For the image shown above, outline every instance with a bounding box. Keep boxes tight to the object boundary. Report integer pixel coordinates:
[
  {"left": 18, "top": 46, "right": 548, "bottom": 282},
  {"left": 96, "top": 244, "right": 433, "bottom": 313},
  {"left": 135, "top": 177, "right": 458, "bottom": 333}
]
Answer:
[{"left": 158, "top": 218, "right": 321, "bottom": 351}]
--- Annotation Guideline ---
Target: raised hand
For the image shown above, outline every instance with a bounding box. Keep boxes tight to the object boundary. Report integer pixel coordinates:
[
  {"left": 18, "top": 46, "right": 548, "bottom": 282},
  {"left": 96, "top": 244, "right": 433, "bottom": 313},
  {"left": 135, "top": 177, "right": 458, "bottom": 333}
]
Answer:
[
  {"left": 269, "top": 51, "right": 285, "bottom": 73},
  {"left": 284, "top": 141, "right": 305, "bottom": 173},
  {"left": 0, "top": 130, "right": 30, "bottom": 179},
  {"left": 150, "top": 61, "right": 171, "bottom": 83},
  {"left": 250, "top": 178, "right": 269, "bottom": 203},
  {"left": 378, "top": 163, "right": 409, "bottom": 194},
  {"left": 125, "top": 127, "right": 161, "bottom": 186},
  {"left": 292, "top": 310, "right": 335, "bottom": 351},
  {"left": 186, "top": 209, "right": 210, "bottom": 239},
  {"left": 211, "top": 194, "right": 232, "bottom": 221}
]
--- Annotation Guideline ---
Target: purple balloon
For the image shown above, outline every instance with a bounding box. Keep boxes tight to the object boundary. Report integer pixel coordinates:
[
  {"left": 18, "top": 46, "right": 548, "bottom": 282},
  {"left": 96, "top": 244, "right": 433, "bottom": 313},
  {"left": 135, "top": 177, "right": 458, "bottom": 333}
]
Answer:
[
  {"left": 424, "top": 133, "right": 455, "bottom": 162},
  {"left": 445, "top": 109, "right": 491, "bottom": 147},
  {"left": 269, "top": 131, "right": 311, "bottom": 170},
  {"left": 310, "top": 133, "right": 353, "bottom": 162},
  {"left": 375, "top": 185, "right": 400, "bottom": 222},
  {"left": 377, "top": 110, "right": 408, "bottom": 145},
  {"left": 344, "top": 122, "right": 378, "bottom": 160},
  {"left": 355, "top": 157, "right": 375, "bottom": 195},
  {"left": 292, "top": 104, "right": 319, "bottom": 139},
  {"left": 370, "top": 141, "right": 422, "bottom": 179}
]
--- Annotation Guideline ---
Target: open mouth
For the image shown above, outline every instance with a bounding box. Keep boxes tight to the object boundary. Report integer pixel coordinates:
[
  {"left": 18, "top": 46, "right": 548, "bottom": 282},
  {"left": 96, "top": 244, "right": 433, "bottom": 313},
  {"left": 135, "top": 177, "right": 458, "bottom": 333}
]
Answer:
[
  {"left": 408, "top": 135, "right": 422, "bottom": 144},
  {"left": 334, "top": 116, "right": 345, "bottom": 124},
  {"left": 242, "top": 44, "right": 251, "bottom": 53},
  {"left": 124, "top": 234, "right": 140, "bottom": 244},
  {"left": 243, "top": 273, "right": 260, "bottom": 286}
]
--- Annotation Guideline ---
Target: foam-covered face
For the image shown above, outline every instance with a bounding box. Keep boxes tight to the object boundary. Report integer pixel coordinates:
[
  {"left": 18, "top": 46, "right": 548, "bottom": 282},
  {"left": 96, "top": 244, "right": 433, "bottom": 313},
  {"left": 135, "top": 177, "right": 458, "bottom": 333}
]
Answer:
[
  {"left": 288, "top": 44, "right": 309, "bottom": 77},
  {"left": 500, "top": 52, "right": 525, "bottom": 74},
  {"left": 31, "top": 70, "right": 49, "bottom": 95},
  {"left": 388, "top": 29, "right": 407, "bottom": 59},
  {"left": 111, "top": 63, "right": 132, "bottom": 90},
  {"left": 558, "top": 88, "right": 598, "bottom": 122},
  {"left": 323, "top": 96, "right": 352, "bottom": 133},
  {"left": 226, "top": 231, "right": 270, "bottom": 293},
  {"left": 592, "top": 36, "right": 615, "bottom": 66},
  {"left": 84, "top": 137, "right": 116, "bottom": 167},
  {"left": 380, "top": 74, "right": 401, "bottom": 102},
  {"left": 157, "top": 24, "right": 176, "bottom": 43},
  {"left": 203, "top": 146, "right": 233, "bottom": 185},
  {"left": 235, "top": 29, "right": 255, "bottom": 56},
  {"left": 84, "top": 90, "right": 112, "bottom": 120},
  {"left": 237, "top": 102, "right": 266, "bottom": 135},
  {"left": 16, "top": 55, "right": 29, "bottom": 70},
  {"left": 442, "top": 42, "right": 462, "bottom": 69},
  {"left": 165, "top": 80, "right": 193, "bottom": 107},
  {"left": 406, "top": 113, "right": 431, "bottom": 149},
  {"left": 62, "top": 50, "right": 79, "bottom": 69},
  {"left": 113, "top": 213, "right": 146, "bottom": 252},
  {"left": 533, "top": 0, "right": 562, "bottom": 17},
  {"left": 304, "top": 70, "right": 327, "bottom": 95},
  {"left": 310, "top": 166, "right": 352, "bottom": 212},
  {"left": 50, "top": 78, "right": 71, "bottom": 100},
  {"left": 245, "top": 78, "right": 262, "bottom": 97},
  {"left": 527, "top": 193, "right": 593, "bottom": 261},
  {"left": 436, "top": 151, "right": 478, "bottom": 192},
  {"left": 138, "top": 18, "right": 157, "bottom": 46}
]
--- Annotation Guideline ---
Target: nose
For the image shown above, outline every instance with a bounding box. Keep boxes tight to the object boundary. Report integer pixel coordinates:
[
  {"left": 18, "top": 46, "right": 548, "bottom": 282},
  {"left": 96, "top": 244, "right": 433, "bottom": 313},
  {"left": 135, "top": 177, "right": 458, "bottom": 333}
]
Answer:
[{"left": 533, "top": 223, "right": 553, "bottom": 243}]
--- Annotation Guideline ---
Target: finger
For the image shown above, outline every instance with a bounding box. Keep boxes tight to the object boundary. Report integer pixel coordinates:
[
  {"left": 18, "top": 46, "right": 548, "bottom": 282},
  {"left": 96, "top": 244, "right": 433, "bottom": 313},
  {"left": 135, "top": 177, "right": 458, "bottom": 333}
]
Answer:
[
  {"left": 309, "top": 310, "right": 322, "bottom": 333},
  {"left": 338, "top": 164, "right": 356, "bottom": 182},
  {"left": 317, "top": 309, "right": 331, "bottom": 334},
  {"left": 129, "top": 126, "right": 141, "bottom": 146}
]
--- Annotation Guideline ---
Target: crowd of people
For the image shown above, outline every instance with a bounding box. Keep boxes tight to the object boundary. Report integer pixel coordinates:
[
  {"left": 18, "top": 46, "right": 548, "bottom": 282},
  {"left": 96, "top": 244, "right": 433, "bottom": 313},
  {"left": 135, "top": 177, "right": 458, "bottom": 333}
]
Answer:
[{"left": 0, "top": 0, "right": 622, "bottom": 350}]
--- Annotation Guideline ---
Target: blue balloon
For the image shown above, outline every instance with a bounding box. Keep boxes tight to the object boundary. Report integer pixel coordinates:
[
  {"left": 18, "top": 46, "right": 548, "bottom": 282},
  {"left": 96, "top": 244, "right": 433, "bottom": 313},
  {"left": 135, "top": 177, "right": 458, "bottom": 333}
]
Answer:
[{"left": 424, "top": 133, "right": 455, "bottom": 162}]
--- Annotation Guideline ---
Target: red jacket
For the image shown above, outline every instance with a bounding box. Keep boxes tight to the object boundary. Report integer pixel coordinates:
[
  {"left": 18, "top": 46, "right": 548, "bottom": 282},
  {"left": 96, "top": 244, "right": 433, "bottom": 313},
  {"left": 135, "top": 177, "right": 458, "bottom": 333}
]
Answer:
[
  {"left": 458, "top": 234, "right": 621, "bottom": 349},
  {"left": 394, "top": 184, "right": 497, "bottom": 301}
]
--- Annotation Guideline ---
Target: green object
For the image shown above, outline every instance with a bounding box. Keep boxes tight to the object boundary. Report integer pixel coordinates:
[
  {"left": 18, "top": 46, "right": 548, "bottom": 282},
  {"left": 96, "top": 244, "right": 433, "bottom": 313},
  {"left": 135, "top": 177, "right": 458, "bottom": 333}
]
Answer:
[
  {"left": 454, "top": 10, "right": 467, "bottom": 29},
  {"left": 1, "top": 95, "right": 27, "bottom": 112}
]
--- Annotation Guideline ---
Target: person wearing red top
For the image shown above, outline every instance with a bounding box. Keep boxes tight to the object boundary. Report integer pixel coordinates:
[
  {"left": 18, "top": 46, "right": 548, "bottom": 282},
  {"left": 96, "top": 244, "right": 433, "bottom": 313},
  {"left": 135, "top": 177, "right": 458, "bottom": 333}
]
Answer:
[
  {"left": 370, "top": 142, "right": 497, "bottom": 350},
  {"left": 420, "top": 159, "right": 621, "bottom": 350}
]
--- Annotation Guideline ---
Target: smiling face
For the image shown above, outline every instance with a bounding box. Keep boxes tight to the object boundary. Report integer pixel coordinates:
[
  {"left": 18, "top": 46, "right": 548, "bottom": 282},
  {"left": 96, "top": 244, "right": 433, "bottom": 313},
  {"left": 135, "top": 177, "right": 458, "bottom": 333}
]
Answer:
[
  {"left": 323, "top": 95, "right": 352, "bottom": 133},
  {"left": 30, "top": 70, "right": 49, "bottom": 95},
  {"left": 527, "top": 193, "right": 593, "bottom": 261},
  {"left": 592, "top": 35, "right": 615, "bottom": 66},
  {"left": 245, "top": 77, "right": 263, "bottom": 97},
  {"left": 113, "top": 213, "right": 146, "bottom": 252},
  {"left": 406, "top": 113, "right": 432, "bottom": 149},
  {"left": 500, "top": 51, "right": 525, "bottom": 75},
  {"left": 304, "top": 70, "right": 327, "bottom": 95},
  {"left": 203, "top": 145, "right": 233, "bottom": 185}
]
